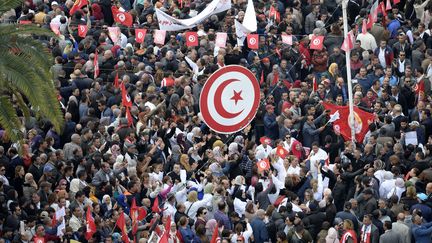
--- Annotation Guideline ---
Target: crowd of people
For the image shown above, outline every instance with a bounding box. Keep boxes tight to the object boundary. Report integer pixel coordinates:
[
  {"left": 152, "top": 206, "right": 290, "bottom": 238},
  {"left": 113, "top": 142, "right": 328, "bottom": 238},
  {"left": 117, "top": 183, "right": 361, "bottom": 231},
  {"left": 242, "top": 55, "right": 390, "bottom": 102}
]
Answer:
[{"left": 2, "top": 0, "right": 432, "bottom": 242}]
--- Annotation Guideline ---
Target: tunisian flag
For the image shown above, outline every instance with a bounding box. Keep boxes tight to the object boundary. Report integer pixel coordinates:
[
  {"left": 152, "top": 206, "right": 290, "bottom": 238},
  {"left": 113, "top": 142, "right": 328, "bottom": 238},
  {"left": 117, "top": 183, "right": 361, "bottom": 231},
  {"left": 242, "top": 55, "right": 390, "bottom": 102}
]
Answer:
[
  {"left": 70, "top": 0, "right": 88, "bottom": 15},
  {"left": 247, "top": 34, "right": 259, "bottom": 49},
  {"left": 85, "top": 207, "right": 96, "bottom": 240},
  {"left": 256, "top": 158, "right": 270, "bottom": 172},
  {"left": 78, "top": 25, "right": 88, "bottom": 37},
  {"left": 276, "top": 145, "right": 289, "bottom": 159},
  {"left": 111, "top": 6, "right": 133, "bottom": 27},
  {"left": 310, "top": 35, "right": 324, "bottom": 50},
  {"left": 135, "top": 29, "right": 147, "bottom": 43},
  {"left": 322, "top": 102, "right": 375, "bottom": 143},
  {"left": 185, "top": 32, "right": 199, "bottom": 47}
]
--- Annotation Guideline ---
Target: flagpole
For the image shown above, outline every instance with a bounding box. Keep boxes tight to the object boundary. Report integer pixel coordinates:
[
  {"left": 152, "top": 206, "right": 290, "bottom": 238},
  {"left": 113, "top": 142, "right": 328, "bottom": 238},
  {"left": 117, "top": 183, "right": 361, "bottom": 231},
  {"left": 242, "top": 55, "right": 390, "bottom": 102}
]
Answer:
[{"left": 342, "top": 0, "right": 356, "bottom": 145}]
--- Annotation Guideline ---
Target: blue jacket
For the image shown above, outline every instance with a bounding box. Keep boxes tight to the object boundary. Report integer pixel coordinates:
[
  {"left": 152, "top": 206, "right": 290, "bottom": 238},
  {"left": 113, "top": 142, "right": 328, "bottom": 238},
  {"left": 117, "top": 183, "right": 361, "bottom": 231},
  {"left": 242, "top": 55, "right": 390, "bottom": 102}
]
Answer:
[
  {"left": 264, "top": 112, "right": 279, "bottom": 140},
  {"left": 412, "top": 221, "right": 432, "bottom": 243},
  {"left": 250, "top": 217, "right": 269, "bottom": 243}
]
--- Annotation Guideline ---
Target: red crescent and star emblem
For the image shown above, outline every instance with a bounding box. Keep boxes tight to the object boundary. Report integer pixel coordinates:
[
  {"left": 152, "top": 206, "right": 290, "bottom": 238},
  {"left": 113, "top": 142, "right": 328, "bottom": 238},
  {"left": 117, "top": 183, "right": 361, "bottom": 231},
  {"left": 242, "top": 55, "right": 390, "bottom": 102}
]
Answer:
[{"left": 199, "top": 65, "right": 260, "bottom": 134}]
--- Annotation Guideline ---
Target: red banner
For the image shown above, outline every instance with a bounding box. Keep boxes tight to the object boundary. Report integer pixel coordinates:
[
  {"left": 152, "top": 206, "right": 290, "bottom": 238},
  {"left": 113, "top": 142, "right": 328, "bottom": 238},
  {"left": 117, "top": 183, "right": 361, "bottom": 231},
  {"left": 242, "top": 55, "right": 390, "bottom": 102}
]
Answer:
[{"left": 322, "top": 102, "right": 375, "bottom": 143}]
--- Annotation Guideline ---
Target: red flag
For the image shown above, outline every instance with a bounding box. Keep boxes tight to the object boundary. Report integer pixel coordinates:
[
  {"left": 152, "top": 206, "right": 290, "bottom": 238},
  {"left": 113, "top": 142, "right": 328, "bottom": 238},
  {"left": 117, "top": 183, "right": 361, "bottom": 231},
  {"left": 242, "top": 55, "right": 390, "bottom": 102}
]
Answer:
[
  {"left": 310, "top": 36, "right": 324, "bottom": 50},
  {"left": 269, "top": 6, "right": 280, "bottom": 23},
  {"left": 366, "top": 14, "right": 374, "bottom": 29},
  {"left": 276, "top": 145, "right": 289, "bottom": 159},
  {"left": 272, "top": 71, "right": 279, "bottom": 86},
  {"left": 50, "top": 23, "right": 60, "bottom": 35},
  {"left": 260, "top": 70, "right": 264, "bottom": 85},
  {"left": 78, "top": 24, "right": 88, "bottom": 37},
  {"left": 341, "top": 31, "right": 354, "bottom": 52},
  {"left": 281, "top": 34, "right": 293, "bottom": 45},
  {"left": 33, "top": 236, "right": 45, "bottom": 243},
  {"left": 85, "top": 207, "right": 97, "bottom": 240},
  {"left": 130, "top": 198, "right": 139, "bottom": 234},
  {"left": 393, "top": 0, "right": 400, "bottom": 4},
  {"left": 312, "top": 76, "right": 318, "bottom": 92},
  {"left": 135, "top": 29, "right": 147, "bottom": 43},
  {"left": 185, "top": 32, "right": 199, "bottom": 47},
  {"left": 325, "top": 155, "right": 330, "bottom": 166},
  {"left": 70, "top": 0, "right": 88, "bottom": 15},
  {"left": 19, "top": 20, "right": 32, "bottom": 24},
  {"left": 179, "top": 0, "right": 183, "bottom": 8},
  {"left": 322, "top": 102, "right": 375, "bottom": 143},
  {"left": 247, "top": 34, "right": 259, "bottom": 49},
  {"left": 111, "top": 6, "right": 133, "bottom": 27},
  {"left": 115, "top": 213, "right": 129, "bottom": 243},
  {"left": 210, "top": 225, "right": 220, "bottom": 243},
  {"left": 126, "top": 106, "right": 133, "bottom": 127},
  {"left": 379, "top": 2, "right": 387, "bottom": 17},
  {"left": 257, "top": 158, "right": 270, "bottom": 172},
  {"left": 362, "top": 19, "right": 367, "bottom": 35},
  {"left": 414, "top": 80, "right": 425, "bottom": 100},
  {"left": 386, "top": 0, "right": 392, "bottom": 10},
  {"left": 121, "top": 82, "right": 132, "bottom": 107},
  {"left": 114, "top": 72, "right": 119, "bottom": 88},
  {"left": 93, "top": 51, "right": 99, "bottom": 78},
  {"left": 154, "top": 30, "right": 166, "bottom": 45},
  {"left": 215, "top": 32, "right": 227, "bottom": 48},
  {"left": 152, "top": 197, "right": 160, "bottom": 213}
]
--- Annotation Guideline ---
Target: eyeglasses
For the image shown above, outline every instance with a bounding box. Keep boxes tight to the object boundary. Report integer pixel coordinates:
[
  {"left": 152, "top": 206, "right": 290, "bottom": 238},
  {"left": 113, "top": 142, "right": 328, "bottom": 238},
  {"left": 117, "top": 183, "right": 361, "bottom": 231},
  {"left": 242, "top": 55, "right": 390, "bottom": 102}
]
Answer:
[{"left": 203, "top": 211, "right": 208, "bottom": 214}]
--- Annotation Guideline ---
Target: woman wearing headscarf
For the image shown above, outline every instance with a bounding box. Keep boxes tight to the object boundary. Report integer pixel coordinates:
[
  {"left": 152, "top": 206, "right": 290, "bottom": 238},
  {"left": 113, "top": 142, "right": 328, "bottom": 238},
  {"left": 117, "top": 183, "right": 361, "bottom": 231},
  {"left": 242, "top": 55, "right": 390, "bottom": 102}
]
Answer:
[
  {"left": 233, "top": 189, "right": 248, "bottom": 217},
  {"left": 290, "top": 140, "right": 305, "bottom": 160},
  {"left": 176, "top": 133, "right": 188, "bottom": 154},
  {"left": 325, "top": 63, "right": 340, "bottom": 85},
  {"left": 205, "top": 219, "right": 217, "bottom": 240},
  {"left": 101, "top": 194, "right": 114, "bottom": 218},
  {"left": 23, "top": 173, "right": 38, "bottom": 200},
  {"left": 91, "top": 3, "right": 104, "bottom": 21}
]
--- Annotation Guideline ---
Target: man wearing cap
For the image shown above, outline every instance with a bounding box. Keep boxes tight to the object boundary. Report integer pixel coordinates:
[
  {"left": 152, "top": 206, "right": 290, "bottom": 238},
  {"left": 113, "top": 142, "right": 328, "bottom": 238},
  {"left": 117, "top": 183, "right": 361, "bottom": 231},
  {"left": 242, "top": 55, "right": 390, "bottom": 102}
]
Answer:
[{"left": 264, "top": 104, "right": 279, "bottom": 140}]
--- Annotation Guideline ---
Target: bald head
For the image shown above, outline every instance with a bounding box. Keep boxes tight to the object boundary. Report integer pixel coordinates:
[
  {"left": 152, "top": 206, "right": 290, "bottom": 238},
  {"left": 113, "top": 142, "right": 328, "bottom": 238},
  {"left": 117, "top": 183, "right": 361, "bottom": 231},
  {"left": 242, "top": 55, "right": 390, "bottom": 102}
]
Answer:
[{"left": 397, "top": 213, "right": 405, "bottom": 221}]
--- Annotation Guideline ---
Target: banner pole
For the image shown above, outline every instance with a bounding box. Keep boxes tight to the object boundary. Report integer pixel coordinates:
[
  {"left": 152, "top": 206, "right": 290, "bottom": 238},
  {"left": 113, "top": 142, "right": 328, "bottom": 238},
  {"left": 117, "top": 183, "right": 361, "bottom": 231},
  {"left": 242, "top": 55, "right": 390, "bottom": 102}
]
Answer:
[{"left": 342, "top": 0, "right": 356, "bottom": 146}]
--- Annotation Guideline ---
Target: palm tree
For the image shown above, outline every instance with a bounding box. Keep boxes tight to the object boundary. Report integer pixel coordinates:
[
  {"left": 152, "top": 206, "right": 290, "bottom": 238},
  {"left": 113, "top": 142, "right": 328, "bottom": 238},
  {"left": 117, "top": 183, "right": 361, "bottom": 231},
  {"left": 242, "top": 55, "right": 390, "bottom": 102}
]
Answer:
[{"left": 0, "top": 0, "right": 64, "bottom": 141}]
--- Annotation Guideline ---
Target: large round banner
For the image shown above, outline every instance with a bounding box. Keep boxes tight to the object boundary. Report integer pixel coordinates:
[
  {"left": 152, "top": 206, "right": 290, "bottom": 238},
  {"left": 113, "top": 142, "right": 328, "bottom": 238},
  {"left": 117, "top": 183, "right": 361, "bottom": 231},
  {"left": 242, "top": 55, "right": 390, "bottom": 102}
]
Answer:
[{"left": 199, "top": 65, "right": 260, "bottom": 134}]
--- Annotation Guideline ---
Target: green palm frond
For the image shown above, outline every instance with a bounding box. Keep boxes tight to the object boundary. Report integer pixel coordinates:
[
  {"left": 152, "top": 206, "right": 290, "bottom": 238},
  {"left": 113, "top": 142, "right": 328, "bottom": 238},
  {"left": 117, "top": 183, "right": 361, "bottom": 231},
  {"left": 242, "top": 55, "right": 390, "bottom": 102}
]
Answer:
[
  {"left": 0, "top": 96, "right": 23, "bottom": 142},
  {"left": 0, "top": 0, "right": 64, "bottom": 142},
  {"left": 0, "top": 0, "right": 24, "bottom": 15}
]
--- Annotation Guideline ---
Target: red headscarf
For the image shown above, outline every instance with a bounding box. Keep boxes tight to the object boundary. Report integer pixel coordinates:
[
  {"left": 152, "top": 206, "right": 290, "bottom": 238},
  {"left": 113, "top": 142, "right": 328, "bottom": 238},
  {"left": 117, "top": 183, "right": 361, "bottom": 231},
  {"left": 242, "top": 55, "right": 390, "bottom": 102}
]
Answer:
[
  {"left": 290, "top": 140, "right": 303, "bottom": 159},
  {"left": 91, "top": 3, "right": 104, "bottom": 21}
]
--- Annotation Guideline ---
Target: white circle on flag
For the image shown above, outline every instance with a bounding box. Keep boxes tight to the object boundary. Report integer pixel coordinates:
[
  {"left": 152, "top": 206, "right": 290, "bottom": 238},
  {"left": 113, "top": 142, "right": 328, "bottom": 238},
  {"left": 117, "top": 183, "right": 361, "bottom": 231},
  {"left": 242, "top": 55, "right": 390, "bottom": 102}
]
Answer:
[
  {"left": 117, "top": 13, "right": 126, "bottom": 22},
  {"left": 80, "top": 26, "right": 85, "bottom": 32},
  {"left": 313, "top": 38, "right": 321, "bottom": 46},
  {"left": 137, "top": 32, "right": 143, "bottom": 39},
  {"left": 199, "top": 65, "right": 260, "bottom": 134},
  {"left": 188, "top": 35, "right": 196, "bottom": 43},
  {"left": 249, "top": 37, "right": 257, "bottom": 45}
]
